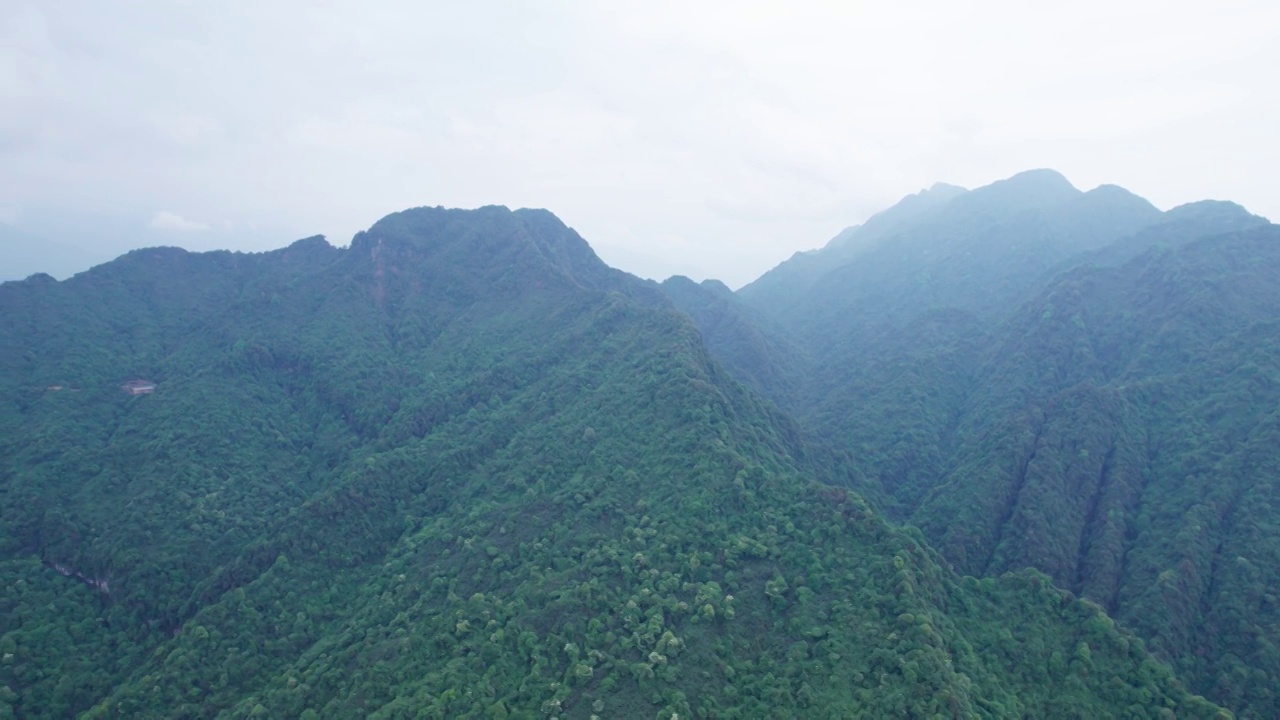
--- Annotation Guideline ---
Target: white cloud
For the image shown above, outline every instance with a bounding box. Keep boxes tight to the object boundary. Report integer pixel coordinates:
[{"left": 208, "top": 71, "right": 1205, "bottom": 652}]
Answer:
[{"left": 150, "top": 210, "right": 209, "bottom": 231}]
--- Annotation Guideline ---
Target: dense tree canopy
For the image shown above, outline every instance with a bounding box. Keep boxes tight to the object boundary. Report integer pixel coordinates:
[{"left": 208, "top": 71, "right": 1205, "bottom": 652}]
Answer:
[
  {"left": 674, "top": 171, "right": 1279, "bottom": 717},
  {"left": 1, "top": 202, "right": 1232, "bottom": 717}
]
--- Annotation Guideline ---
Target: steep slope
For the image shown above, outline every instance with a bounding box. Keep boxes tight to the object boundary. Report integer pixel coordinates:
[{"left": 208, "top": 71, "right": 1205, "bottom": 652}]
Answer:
[
  {"left": 911, "top": 225, "right": 1280, "bottom": 714},
  {"left": 738, "top": 181, "right": 968, "bottom": 303},
  {"left": 0, "top": 206, "right": 1225, "bottom": 718},
  {"left": 676, "top": 170, "right": 1278, "bottom": 716},
  {"left": 658, "top": 275, "right": 804, "bottom": 409},
  {"left": 721, "top": 172, "right": 1172, "bottom": 515}
]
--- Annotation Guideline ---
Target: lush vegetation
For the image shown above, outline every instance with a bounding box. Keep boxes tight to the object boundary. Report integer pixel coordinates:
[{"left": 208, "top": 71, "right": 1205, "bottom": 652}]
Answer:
[
  {"left": 689, "top": 171, "right": 1279, "bottom": 717},
  {"left": 1, "top": 204, "right": 1228, "bottom": 717}
]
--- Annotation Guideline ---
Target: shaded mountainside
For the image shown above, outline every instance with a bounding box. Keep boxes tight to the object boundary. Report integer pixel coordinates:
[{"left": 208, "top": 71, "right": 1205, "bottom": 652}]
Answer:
[
  {"left": 670, "top": 172, "right": 1278, "bottom": 717},
  {"left": 658, "top": 275, "right": 804, "bottom": 410},
  {"left": 912, "top": 226, "right": 1280, "bottom": 715},
  {"left": 0, "top": 206, "right": 1226, "bottom": 718}
]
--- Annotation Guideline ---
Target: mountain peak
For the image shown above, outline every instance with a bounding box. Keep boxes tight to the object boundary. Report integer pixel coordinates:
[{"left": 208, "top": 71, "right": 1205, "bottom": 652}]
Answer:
[
  {"left": 352, "top": 204, "right": 663, "bottom": 307},
  {"left": 929, "top": 169, "right": 1082, "bottom": 228},
  {"left": 927, "top": 181, "right": 969, "bottom": 195},
  {"left": 1164, "top": 199, "right": 1266, "bottom": 226},
  {"left": 286, "top": 235, "right": 331, "bottom": 251},
  {"left": 1084, "top": 183, "right": 1147, "bottom": 201},
  {"left": 977, "top": 168, "right": 1078, "bottom": 202},
  {"left": 18, "top": 271, "right": 57, "bottom": 285},
  {"left": 1005, "top": 167, "right": 1074, "bottom": 187},
  {"left": 357, "top": 204, "right": 589, "bottom": 278},
  {"left": 1075, "top": 184, "right": 1161, "bottom": 216}
]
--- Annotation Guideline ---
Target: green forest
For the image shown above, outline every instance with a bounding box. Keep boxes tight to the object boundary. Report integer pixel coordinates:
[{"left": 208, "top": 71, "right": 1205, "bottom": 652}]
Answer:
[
  {"left": 672, "top": 171, "right": 1280, "bottom": 717},
  {"left": 2, "top": 182, "right": 1273, "bottom": 717}
]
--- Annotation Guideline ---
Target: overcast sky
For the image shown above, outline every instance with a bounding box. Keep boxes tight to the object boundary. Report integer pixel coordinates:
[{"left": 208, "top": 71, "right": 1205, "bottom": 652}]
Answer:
[{"left": 3, "top": 1, "right": 1278, "bottom": 286}]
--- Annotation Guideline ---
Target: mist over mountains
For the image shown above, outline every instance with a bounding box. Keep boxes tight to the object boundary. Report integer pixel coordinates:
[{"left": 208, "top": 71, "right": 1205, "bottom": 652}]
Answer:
[{"left": 3, "top": 170, "right": 1276, "bottom": 718}]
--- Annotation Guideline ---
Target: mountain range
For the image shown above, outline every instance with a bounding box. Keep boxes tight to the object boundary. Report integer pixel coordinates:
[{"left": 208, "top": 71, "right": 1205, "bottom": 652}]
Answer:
[
  {"left": 2, "top": 170, "right": 1275, "bottom": 718},
  {"left": 669, "top": 170, "right": 1279, "bottom": 717}
]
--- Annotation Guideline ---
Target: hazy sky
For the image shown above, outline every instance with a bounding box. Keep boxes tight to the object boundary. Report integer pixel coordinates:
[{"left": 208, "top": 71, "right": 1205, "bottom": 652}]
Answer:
[{"left": 3, "top": 1, "right": 1278, "bottom": 286}]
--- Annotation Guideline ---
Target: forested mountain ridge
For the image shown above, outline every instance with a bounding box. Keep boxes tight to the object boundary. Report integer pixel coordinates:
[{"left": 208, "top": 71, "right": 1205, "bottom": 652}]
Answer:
[
  {"left": 669, "top": 172, "right": 1279, "bottom": 717},
  {"left": 0, "top": 205, "right": 1228, "bottom": 718},
  {"left": 911, "top": 225, "right": 1280, "bottom": 715},
  {"left": 656, "top": 276, "right": 805, "bottom": 409}
]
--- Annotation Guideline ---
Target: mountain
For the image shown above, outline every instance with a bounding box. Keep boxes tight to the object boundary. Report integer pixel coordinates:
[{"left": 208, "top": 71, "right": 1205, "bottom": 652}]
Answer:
[
  {"left": 738, "top": 181, "right": 968, "bottom": 304},
  {"left": 742, "top": 170, "right": 1166, "bottom": 348},
  {"left": 658, "top": 275, "right": 804, "bottom": 408},
  {"left": 911, "top": 224, "right": 1280, "bottom": 714},
  {"left": 0, "top": 205, "right": 1225, "bottom": 718},
  {"left": 678, "top": 171, "right": 1278, "bottom": 716}
]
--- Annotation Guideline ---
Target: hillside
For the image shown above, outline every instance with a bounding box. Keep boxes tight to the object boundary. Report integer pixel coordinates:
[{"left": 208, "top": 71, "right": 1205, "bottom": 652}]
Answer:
[
  {"left": 912, "top": 225, "right": 1280, "bottom": 715},
  {"left": 0, "top": 206, "right": 1227, "bottom": 718},
  {"left": 683, "top": 173, "right": 1278, "bottom": 716}
]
